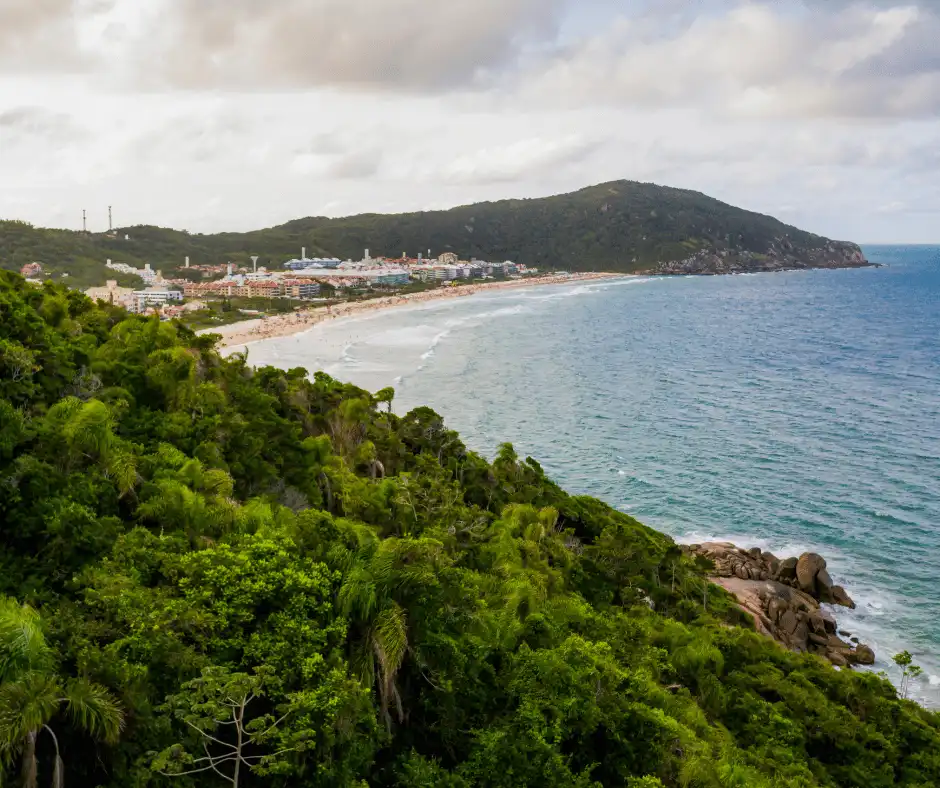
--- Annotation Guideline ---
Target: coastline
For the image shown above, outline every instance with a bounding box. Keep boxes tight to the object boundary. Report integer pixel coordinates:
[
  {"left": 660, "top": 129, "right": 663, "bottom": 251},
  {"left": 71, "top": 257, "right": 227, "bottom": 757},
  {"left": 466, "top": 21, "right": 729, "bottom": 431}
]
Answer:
[
  {"left": 199, "top": 272, "right": 618, "bottom": 349},
  {"left": 647, "top": 261, "right": 881, "bottom": 277}
]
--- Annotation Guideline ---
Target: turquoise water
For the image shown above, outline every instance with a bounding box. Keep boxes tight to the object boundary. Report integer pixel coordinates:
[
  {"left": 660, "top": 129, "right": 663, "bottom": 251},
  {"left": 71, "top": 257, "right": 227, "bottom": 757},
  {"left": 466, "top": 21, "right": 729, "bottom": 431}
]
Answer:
[{"left": 241, "top": 246, "right": 940, "bottom": 704}]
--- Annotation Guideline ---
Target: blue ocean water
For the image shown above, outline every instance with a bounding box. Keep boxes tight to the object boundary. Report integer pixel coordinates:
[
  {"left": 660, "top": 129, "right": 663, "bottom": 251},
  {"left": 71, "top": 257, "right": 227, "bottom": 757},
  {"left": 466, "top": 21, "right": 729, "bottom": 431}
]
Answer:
[{"left": 240, "top": 246, "right": 940, "bottom": 704}]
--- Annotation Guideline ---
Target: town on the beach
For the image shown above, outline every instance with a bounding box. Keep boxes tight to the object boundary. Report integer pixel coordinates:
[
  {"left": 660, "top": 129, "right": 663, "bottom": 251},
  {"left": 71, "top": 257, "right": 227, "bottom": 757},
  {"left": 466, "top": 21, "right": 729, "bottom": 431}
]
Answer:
[{"left": 68, "top": 248, "right": 547, "bottom": 320}]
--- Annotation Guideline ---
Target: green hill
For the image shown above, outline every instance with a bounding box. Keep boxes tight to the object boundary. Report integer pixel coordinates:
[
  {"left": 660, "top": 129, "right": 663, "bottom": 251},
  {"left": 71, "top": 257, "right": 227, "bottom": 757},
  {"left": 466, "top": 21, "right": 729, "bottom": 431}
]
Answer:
[
  {"left": 0, "top": 270, "right": 936, "bottom": 788},
  {"left": 0, "top": 181, "right": 868, "bottom": 288}
]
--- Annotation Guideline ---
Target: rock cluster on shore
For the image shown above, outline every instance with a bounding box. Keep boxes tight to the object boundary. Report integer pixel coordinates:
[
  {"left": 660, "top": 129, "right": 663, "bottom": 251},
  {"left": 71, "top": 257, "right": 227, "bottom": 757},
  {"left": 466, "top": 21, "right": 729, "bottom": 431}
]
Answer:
[
  {"left": 684, "top": 542, "right": 875, "bottom": 668},
  {"left": 653, "top": 240, "right": 872, "bottom": 276}
]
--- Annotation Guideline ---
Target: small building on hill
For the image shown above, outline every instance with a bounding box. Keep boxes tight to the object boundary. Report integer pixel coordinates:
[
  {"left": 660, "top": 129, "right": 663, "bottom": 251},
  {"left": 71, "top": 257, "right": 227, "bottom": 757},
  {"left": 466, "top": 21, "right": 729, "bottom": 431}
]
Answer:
[{"left": 85, "top": 280, "right": 136, "bottom": 309}]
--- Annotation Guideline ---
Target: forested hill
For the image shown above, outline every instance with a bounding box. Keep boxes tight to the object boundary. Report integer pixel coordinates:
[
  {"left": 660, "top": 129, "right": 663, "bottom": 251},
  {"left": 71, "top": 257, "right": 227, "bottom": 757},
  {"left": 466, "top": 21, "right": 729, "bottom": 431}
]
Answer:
[
  {"left": 1, "top": 181, "right": 868, "bottom": 286},
  {"left": 0, "top": 269, "right": 938, "bottom": 788}
]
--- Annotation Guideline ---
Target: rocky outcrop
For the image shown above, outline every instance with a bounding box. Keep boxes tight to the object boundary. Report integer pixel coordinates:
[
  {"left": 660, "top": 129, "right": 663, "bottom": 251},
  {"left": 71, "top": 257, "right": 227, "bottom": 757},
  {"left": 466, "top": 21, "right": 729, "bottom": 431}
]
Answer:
[
  {"left": 684, "top": 542, "right": 872, "bottom": 668},
  {"left": 653, "top": 240, "right": 875, "bottom": 276}
]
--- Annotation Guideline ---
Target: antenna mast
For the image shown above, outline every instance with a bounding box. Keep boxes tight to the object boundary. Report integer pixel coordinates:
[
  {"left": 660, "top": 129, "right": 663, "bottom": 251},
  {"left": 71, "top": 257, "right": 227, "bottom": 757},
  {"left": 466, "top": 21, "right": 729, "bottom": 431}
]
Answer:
[
  {"left": 108, "top": 206, "right": 113, "bottom": 232},
  {"left": 82, "top": 209, "right": 87, "bottom": 233}
]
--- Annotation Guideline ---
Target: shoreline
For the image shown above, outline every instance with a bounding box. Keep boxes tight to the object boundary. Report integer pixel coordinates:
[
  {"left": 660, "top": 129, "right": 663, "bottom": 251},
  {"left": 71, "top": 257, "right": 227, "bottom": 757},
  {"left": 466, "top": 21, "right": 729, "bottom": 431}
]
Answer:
[{"left": 199, "top": 272, "right": 619, "bottom": 349}]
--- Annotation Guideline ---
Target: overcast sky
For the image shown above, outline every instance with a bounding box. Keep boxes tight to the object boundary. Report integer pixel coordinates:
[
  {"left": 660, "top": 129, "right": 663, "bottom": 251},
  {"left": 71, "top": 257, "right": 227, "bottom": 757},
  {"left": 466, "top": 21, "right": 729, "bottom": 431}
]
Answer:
[{"left": 0, "top": 0, "right": 937, "bottom": 242}]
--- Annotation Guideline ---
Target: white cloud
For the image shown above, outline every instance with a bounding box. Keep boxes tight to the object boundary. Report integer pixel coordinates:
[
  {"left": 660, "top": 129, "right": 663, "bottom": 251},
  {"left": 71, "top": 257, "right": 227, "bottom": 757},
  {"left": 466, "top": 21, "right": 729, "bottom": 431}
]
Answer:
[
  {"left": 123, "top": 0, "right": 565, "bottom": 92},
  {"left": 522, "top": 2, "right": 940, "bottom": 119},
  {"left": 440, "top": 136, "right": 599, "bottom": 184}
]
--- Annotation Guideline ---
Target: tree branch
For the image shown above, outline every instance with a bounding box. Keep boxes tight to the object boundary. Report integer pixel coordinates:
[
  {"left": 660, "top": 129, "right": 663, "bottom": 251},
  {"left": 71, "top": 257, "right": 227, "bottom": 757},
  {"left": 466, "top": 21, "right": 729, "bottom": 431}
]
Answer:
[
  {"left": 159, "top": 764, "right": 234, "bottom": 781},
  {"left": 182, "top": 718, "right": 235, "bottom": 750},
  {"left": 204, "top": 741, "right": 234, "bottom": 782},
  {"left": 250, "top": 711, "right": 292, "bottom": 741}
]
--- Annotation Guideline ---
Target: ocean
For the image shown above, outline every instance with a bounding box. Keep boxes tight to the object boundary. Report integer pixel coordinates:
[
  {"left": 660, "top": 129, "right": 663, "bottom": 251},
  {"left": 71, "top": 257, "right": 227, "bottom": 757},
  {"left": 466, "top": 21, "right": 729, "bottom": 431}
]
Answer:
[{"left": 238, "top": 245, "right": 940, "bottom": 705}]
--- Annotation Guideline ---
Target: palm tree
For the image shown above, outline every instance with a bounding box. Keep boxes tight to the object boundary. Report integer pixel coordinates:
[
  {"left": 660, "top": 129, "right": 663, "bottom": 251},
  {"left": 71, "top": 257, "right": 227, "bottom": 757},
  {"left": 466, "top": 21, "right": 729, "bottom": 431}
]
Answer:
[
  {"left": 0, "top": 599, "right": 49, "bottom": 685},
  {"left": 0, "top": 598, "right": 124, "bottom": 788},
  {"left": 0, "top": 674, "right": 124, "bottom": 788},
  {"left": 332, "top": 526, "right": 443, "bottom": 730}
]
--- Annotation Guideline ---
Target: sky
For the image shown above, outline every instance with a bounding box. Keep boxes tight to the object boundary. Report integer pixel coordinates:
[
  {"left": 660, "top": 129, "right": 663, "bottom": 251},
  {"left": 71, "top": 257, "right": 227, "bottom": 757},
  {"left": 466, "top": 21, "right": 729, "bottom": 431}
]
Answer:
[{"left": 0, "top": 0, "right": 937, "bottom": 243}]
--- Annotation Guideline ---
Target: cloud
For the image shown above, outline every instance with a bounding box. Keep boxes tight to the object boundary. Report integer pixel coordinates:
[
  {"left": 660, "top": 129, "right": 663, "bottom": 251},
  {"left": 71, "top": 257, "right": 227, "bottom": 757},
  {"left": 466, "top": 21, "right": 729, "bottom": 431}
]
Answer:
[
  {"left": 325, "top": 150, "right": 383, "bottom": 180},
  {"left": 439, "top": 135, "right": 600, "bottom": 184},
  {"left": 0, "top": 0, "right": 117, "bottom": 72},
  {"left": 0, "top": 106, "right": 80, "bottom": 138},
  {"left": 0, "top": 0, "right": 72, "bottom": 41},
  {"left": 130, "top": 0, "right": 564, "bottom": 91},
  {"left": 521, "top": 1, "right": 940, "bottom": 119}
]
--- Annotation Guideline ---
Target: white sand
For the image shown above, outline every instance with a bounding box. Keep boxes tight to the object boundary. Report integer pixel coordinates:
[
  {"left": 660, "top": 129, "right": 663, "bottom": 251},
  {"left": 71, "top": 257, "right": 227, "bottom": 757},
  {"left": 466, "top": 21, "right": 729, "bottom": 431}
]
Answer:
[{"left": 199, "top": 273, "right": 616, "bottom": 349}]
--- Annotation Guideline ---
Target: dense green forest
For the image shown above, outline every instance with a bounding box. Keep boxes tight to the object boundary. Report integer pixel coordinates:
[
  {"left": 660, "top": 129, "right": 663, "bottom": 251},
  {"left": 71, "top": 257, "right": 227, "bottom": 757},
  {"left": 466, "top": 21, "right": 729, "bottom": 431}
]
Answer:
[
  {"left": 0, "top": 270, "right": 937, "bottom": 788},
  {"left": 1, "top": 181, "right": 863, "bottom": 286}
]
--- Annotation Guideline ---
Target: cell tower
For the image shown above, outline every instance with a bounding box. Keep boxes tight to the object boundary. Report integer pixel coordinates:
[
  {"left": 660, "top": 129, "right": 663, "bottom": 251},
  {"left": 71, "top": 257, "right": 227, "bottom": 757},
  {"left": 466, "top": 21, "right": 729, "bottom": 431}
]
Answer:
[
  {"left": 108, "top": 206, "right": 113, "bottom": 232},
  {"left": 82, "top": 209, "right": 87, "bottom": 233}
]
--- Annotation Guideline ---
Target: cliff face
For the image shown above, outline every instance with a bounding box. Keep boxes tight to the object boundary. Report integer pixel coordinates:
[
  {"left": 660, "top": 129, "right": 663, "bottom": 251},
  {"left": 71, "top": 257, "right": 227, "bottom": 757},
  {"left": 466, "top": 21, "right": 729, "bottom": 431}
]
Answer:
[{"left": 653, "top": 239, "right": 872, "bottom": 276}]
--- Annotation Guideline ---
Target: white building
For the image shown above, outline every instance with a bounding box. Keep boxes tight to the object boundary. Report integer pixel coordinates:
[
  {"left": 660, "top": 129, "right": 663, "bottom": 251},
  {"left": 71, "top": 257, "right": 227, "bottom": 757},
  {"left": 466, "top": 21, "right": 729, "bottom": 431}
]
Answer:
[
  {"left": 293, "top": 266, "right": 411, "bottom": 287},
  {"left": 85, "top": 280, "right": 136, "bottom": 308},
  {"left": 133, "top": 287, "right": 183, "bottom": 312}
]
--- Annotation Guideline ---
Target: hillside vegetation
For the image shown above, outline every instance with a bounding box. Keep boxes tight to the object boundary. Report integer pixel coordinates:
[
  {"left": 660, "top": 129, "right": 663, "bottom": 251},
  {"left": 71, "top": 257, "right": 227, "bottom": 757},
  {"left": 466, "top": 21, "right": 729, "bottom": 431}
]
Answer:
[
  {"left": 0, "top": 182, "right": 866, "bottom": 285},
  {"left": 0, "top": 270, "right": 937, "bottom": 788}
]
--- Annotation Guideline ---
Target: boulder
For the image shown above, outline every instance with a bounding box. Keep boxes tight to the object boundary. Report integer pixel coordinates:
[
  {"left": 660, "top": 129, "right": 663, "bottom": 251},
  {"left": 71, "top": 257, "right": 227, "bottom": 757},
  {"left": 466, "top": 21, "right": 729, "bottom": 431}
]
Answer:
[
  {"left": 827, "top": 651, "right": 849, "bottom": 667},
  {"left": 688, "top": 541, "right": 862, "bottom": 670},
  {"left": 831, "top": 586, "right": 856, "bottom": 609},
  {"left": 791, "top": 619, "right": 810, "bottom": 651},
  {"left": 816, "top": 568, "right": 834, "bottom": 601},
  {"left": 796, "top": 553, "right": 827, "bottom": 594},
  {"left": 767, "top": 597, "right": 786, "bottom": 624},
  {"left": 814, "top": 609, "right": 837, "bottom": 635},
  {"left": 779, "top": 608, "right": 799, "bottom": 636},
  {"left": 776, "top": 557, "right": 798, "bottom": 582},
  {"left": 808, "top": 613, "right": 828, "bottom": 635}
]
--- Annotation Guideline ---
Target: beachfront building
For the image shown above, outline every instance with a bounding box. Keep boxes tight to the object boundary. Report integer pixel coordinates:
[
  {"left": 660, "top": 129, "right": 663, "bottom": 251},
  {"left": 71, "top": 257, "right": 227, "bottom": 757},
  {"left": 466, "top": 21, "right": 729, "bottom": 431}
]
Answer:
[
  {"left": 292, "top": 265, "right": 411, "bottom": 288},
  {"left": 132, "top": 287, "right": 183, "bottom": 312},
  {"left": 411, "top": 263, "right": 486, "bottom": 282},
  {"left": 281, "top": 280, "right": 321, "bottom": 300},
  {"left": 234, "top": 281, "right": 280, "bottom": 298},
  {"left": 284, "top": 257, "right": 342, "bottom": 271}
]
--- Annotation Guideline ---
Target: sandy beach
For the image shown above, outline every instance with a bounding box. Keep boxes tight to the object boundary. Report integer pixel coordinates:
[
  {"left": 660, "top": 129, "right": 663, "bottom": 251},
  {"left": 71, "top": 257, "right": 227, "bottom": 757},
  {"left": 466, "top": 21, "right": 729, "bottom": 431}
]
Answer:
[{"left": 201, "top": 272, "right": 617, "bottom": 349}]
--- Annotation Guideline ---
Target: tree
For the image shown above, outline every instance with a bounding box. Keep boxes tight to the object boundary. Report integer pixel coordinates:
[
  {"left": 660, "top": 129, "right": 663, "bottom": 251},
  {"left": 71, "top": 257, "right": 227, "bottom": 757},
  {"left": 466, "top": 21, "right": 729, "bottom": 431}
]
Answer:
[
  {"left": 152, "top": 666, "right": 310, "bottom": 788},
  {"left": 893, "top": 651, "right": 924, "bottom": 700},
  {"left": 374, "top": 387, "right": 395, "bottom": 415},
  {"left": 0, "top": 599, "right": 49, "bottom": 684},
  {"left": 333, "top": 529, "right": 446, "bottom": 730},
  {"left": 0, "top": 599, "right": 124, "bottom": 788}
]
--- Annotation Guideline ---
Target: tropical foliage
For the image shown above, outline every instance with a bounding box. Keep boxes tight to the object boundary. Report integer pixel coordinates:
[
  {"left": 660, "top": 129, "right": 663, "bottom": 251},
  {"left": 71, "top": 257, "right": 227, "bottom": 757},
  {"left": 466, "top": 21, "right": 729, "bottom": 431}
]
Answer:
[{"left": 0, "top": 269, "right": 938, "bottom": 787}]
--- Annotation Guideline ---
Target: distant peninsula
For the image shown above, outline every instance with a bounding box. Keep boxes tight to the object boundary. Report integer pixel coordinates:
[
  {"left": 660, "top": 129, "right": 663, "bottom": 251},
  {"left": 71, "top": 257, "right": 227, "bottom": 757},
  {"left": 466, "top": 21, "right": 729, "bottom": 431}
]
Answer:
[{"left": 0, "top": 179, "right": 871, "bottom": 288}]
